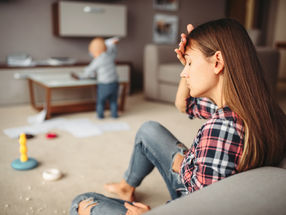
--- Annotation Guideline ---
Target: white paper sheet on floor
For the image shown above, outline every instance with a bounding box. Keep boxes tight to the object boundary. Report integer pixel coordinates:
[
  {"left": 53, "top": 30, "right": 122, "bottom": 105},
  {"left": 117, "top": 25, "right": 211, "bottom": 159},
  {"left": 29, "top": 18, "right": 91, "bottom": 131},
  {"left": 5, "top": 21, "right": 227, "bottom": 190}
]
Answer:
[{"left": 3, "top": 117, "right": 130, "bottom": 138}]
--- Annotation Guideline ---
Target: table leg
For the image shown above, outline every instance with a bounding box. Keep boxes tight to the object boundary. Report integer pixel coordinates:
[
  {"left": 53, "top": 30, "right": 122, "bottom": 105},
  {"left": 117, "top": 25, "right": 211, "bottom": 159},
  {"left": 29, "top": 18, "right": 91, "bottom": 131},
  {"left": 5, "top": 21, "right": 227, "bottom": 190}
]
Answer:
[
  {"left": 28, "top": 79, "right": 37, "bottom": 109},
  {"left": 119, "top": 83, "right": 128, "bottom": 111},
  {"left": 28, "top": 79, "right": 45, "bottom": 111},
  {"left": 45, "top": 88, "right": 52, "bottom": 119}
]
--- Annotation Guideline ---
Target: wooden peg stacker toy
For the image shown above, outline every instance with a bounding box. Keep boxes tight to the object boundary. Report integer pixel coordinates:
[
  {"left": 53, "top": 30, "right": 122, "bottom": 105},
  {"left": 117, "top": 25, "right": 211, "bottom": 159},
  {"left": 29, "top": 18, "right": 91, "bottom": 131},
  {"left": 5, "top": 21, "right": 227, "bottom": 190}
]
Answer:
[{"left": 11, "top": 133, "right": 38, "bottom": 170}]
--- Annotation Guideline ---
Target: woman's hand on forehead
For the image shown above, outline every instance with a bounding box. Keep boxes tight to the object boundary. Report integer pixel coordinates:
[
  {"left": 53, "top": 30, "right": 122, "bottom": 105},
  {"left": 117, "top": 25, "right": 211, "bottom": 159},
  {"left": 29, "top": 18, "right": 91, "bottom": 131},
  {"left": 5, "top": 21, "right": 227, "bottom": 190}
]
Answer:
[
  {"left": 175, "top": 24, "right": 194, "bottom": 66},
  {"left": 174, "top": 33, "right": 188, "bottom": 65}
]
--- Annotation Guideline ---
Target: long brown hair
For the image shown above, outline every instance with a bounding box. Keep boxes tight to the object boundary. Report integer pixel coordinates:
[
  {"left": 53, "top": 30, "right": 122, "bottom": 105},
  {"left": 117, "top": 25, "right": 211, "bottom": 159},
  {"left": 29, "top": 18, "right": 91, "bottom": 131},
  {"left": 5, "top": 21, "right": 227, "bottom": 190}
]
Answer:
[{"left": 187, "top": 18, "right": 286, "bottom": 171}]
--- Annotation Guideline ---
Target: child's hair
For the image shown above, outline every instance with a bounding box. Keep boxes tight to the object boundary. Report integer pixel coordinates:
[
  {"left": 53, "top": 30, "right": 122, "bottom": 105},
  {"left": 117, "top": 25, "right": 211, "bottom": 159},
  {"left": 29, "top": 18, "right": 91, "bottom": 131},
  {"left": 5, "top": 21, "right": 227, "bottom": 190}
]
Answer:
[{"left": 186, "top": 18, "right": 286, "bottom": 171}]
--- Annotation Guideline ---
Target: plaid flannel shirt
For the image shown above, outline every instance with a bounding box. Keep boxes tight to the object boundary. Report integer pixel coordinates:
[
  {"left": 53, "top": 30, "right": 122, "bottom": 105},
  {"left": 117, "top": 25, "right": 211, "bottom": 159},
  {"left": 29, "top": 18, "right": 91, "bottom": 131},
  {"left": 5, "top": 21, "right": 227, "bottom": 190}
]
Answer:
[{"left": 180, "top": 97, "right": 245, "bottom": 194}]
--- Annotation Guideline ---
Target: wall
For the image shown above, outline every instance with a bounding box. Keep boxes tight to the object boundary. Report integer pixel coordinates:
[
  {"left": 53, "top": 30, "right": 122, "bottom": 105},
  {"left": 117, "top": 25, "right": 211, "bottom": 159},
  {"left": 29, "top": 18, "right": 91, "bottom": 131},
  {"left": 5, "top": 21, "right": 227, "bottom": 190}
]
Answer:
[
  {"left": 0, "top": 0, "right": 226, "bottom": 92},
  {"left": 273, "top": 0, "right": 286, "bottom": 79}
]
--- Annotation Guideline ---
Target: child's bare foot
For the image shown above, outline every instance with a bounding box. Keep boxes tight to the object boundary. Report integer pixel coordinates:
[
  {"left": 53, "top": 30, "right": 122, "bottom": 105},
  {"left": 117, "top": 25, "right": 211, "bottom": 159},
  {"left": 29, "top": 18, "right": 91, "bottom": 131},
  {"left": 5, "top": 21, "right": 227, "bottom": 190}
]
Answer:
[{"left": 104, "top": 180, "right": 135, "bottom": 202}]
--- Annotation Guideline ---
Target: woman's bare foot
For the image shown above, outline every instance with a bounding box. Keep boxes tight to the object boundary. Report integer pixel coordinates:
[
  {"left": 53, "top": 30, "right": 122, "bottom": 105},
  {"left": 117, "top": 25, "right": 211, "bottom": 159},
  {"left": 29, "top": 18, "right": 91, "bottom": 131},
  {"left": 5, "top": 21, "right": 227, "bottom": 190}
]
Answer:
[{"left": 104, "top": 180, "right": 135, "bottom": 202}]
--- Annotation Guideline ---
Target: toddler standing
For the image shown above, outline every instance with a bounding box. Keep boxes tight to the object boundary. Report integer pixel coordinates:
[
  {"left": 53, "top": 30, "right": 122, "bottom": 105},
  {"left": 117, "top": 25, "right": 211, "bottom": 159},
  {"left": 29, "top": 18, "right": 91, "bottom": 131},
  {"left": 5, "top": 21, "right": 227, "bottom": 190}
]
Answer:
[{"left": 79, "top": 37, "right": 119, "bottom": 119}]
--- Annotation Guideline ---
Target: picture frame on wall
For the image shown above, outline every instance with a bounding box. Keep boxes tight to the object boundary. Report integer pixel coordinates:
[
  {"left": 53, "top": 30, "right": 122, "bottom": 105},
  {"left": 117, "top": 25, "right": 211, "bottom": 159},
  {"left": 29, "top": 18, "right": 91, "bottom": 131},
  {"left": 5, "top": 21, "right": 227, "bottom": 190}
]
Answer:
[
  {"left": 153, "top": 14, "right": 178, "bottom": 44},
  {"left": 153, "top": 0, "right": 179, "bottom": 11}
]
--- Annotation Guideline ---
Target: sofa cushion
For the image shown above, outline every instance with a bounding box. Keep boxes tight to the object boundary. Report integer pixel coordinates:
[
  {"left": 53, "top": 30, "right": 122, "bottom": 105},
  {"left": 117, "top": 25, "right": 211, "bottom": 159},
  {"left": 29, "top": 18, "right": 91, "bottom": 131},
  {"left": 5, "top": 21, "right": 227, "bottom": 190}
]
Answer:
[{"left": 158, "top": 63, "right": 183, "bottom": 84}]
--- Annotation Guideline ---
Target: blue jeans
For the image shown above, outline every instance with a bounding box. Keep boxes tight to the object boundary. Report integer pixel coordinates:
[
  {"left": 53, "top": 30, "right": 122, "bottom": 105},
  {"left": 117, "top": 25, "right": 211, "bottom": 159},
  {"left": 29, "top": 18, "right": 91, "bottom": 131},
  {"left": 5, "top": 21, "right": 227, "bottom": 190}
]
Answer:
[
  {"left": 97, "top": 82, "right": 119, "bottom": 119},
  {"left": 70, "top": 121, "right": 188, "bottom": 215}
]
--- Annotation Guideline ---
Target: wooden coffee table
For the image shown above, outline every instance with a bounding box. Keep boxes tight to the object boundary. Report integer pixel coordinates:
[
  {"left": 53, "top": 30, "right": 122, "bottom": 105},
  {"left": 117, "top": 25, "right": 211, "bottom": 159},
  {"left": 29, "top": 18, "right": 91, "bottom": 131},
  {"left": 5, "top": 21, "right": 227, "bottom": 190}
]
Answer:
[{"left": 28, "top": 72, "right": 128, "bottom": 119}]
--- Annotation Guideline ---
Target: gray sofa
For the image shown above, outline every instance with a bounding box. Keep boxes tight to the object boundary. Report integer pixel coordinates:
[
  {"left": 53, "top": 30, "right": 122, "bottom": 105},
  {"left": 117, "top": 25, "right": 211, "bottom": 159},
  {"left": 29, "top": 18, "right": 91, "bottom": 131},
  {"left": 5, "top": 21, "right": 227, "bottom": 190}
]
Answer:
[
  {"left": 144, "top": 44, "right": 280, "bottom": 103},
  {"left": 146, "top": 166, "right": 286, "bottom": 215}
]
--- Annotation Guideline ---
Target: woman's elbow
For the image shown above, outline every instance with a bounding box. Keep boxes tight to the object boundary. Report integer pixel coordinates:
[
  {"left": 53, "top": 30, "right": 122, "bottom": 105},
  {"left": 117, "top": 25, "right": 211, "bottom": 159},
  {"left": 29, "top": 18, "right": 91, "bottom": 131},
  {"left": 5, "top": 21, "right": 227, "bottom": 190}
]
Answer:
[{"left": 175, "top": 101, "right": 186, "bottom": 113}]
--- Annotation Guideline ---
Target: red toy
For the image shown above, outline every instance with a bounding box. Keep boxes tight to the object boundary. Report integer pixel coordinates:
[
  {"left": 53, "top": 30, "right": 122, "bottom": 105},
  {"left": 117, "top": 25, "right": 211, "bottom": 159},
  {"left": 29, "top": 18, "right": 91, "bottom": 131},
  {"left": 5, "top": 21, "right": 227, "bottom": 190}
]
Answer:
[{"left": 46, "top": 132, "right": 58, "bottom": 139}]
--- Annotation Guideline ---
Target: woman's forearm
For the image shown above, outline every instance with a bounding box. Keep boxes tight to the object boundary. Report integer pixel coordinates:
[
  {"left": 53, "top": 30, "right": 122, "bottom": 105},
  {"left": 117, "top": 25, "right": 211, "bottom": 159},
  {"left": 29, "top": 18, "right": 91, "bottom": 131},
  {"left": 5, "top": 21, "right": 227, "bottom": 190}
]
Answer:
[{"left": 175, "top": 78, "right": 190, "bottom": 113}]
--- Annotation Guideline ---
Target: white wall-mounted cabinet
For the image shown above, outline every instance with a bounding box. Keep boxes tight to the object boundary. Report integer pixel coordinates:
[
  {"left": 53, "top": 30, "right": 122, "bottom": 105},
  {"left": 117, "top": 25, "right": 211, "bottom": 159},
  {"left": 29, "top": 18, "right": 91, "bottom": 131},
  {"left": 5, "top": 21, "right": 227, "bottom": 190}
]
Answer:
[{"left": 54, "top": 1, "right": 127, "bottom": 37}]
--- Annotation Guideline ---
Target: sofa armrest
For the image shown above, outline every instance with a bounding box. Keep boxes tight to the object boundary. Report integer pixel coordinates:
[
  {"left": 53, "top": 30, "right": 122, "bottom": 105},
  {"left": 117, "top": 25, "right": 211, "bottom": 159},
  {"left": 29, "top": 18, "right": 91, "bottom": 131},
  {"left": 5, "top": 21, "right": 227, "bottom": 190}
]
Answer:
[
  {"left": 146, "top": 167, "right": 286, "bottom": 215},
  {"left": 144, "top": 44, "right": 159, "bottom": 100},
  {"left": 144, "top": 44, "right": 177, "bottom": 100}
]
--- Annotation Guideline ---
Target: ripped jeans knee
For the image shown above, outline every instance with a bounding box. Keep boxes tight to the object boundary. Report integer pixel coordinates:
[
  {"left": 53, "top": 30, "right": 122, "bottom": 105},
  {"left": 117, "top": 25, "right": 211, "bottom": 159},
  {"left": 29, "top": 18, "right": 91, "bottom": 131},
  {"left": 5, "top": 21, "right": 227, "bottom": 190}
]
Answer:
[
  {"left": 70, "top": 192, "right": 128, "bottom": 215},
  {"left": 70, "top": 193, "right": 97, "bottom": 215}
]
